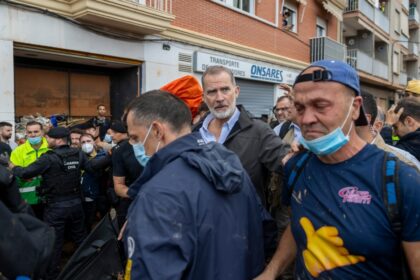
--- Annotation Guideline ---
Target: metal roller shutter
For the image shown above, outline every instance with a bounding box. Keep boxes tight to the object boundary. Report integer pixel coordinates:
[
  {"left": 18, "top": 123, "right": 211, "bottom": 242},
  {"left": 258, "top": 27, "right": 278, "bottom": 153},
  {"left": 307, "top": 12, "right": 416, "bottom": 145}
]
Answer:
[{"left": 236, "top": 79, "right": 274, "bottom": 118}]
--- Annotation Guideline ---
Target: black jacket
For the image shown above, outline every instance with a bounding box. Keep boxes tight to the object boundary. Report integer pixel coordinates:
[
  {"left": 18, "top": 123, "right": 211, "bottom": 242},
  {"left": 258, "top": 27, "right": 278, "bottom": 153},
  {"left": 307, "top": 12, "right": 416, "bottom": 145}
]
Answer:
[
  {"left": 0, "top": 200, "right": 54, "bottom": 279},
  {"left": 12, "top": 145, "right": 103, "bottom": 202},
  {"left": 193, "top": 106, "right": 290, "bottom": 207},
  {"left": 0, "top": 164, "right": 33, "bottom": 214},
  {"left": 395, "top": 128, "right": 420, "bottom": 161}
]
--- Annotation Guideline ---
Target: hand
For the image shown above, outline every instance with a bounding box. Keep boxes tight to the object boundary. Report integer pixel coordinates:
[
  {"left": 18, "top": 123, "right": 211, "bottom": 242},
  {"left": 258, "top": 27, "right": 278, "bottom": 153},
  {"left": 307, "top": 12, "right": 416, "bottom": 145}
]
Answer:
[
  {"left": 281, "top": 151, "right": 295, "bottom": 166},
  {"left": 278, "top": 83, "right": 292, "bottom": 95},
  {"left": 96, "top": 141, "right": 107, "bottom": 148},
  {"left": 118, "top": 220, "right": 127, "bottom": 241},
  {"left": 253, "top": 271, "right": 276, "bottom": 280},
  {"left": 385, "top": 104, "right": 404, "bottom": 126},
  {"left": 300, "top": 217, "right": 365, "bottom": 277},
  {"left": 290, "top": 140, "right": 302, "bottom": 153}
]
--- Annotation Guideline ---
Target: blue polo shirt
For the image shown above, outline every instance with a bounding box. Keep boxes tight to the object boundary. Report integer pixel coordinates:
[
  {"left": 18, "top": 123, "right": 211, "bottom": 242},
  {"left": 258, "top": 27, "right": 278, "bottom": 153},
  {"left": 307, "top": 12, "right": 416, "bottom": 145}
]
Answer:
[{"left": 283, "top": 144, "right": 420, "bottom": 279}]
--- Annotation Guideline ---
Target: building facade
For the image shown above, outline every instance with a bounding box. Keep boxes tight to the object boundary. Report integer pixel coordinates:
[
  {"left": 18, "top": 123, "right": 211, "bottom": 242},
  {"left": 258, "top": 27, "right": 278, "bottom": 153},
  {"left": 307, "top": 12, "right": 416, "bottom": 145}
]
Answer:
[
  {"left": 0, "top": 0, "right": 346, "bottom": 122},
  {"left": 343, "top": 0, "right": 416, "bottom": 109}
]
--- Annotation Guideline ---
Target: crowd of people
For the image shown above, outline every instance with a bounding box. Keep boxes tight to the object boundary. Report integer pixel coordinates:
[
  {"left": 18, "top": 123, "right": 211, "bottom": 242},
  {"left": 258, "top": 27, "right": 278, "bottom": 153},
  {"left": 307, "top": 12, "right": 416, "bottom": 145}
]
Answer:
[{"left": 0, "top": 61, "right": 419, "bottom": 280}]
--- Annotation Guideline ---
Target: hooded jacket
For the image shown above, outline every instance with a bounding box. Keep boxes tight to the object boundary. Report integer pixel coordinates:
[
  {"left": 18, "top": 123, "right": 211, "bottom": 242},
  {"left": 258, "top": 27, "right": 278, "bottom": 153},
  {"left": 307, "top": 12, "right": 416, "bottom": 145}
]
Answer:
[
  {"left": 125, "top": 132, "right": 273, "bottom": 280},
  {"left": 395, "top": 128, "right": 420, "bottom": 161}
]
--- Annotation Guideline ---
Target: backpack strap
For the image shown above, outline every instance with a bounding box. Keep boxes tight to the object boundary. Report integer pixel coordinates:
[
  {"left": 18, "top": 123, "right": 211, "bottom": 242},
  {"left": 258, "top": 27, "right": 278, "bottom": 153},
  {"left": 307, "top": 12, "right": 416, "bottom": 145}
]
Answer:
[
  {"left": 287, "top": 151, "right": 312, "bottom": 198},
  {"left": 382, "top": 152, "right": 402, "bottom": 236},
  {"left": 279, "top": 121, "right": 292, "bottom": 139},
  {"left": 382, "top": 152, "right": 412, "bottom": 279}
]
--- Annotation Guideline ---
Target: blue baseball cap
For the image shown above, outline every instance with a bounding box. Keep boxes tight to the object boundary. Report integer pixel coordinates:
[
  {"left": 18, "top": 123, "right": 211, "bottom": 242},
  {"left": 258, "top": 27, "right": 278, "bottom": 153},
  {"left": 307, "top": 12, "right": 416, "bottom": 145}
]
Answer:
[{"left": 293, "top": 60, "right": 368, "bottom": 126}]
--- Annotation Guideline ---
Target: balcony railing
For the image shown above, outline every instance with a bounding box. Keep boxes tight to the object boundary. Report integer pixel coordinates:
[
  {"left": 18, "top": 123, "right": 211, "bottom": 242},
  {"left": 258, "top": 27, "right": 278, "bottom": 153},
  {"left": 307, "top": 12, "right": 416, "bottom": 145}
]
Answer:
[
  {"left": 347, "top": 49, "right": 389, "bottom": 80},
  {"left": 402, "top": 0, "right": 409, "bottom": 11},
  {"left": 373, "top": 59, "right": 389, "bottom": 80},
  {"left": 310, "top": 37, "right": 346, "bottom": 62},
  {"left": 346, "top": 49, "right": 373, "bottom": 73},
  {"left": 399, "top": 72, "right": 408, "bottom": 85},
  {"left": 374, "top": 9, "right": 390, "bottom": 33},
  {"left": 14, "top": 0, "right": 174, "bottom": 35},
  {"left": 400, "top": 34, "right": 409, "bottom": 49},
  {"left": 346, "top": 0, "right": 374, "bottom": 19},
  {"left": 346, "top": 0, "right": 390, "bottom": 33},
  {"left": 409, "top": 6, "right": 419, "bottom": 23},
  {"left": 131, "top": 0, "right": 173, "bottom": 14},
  {"left": 409, "top": 42, "right": 419, "bottom": 55}
]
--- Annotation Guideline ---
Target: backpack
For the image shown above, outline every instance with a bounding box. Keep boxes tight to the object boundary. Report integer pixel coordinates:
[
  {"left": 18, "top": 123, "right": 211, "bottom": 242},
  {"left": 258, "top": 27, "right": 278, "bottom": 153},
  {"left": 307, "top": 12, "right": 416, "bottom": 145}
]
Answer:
[{"left": 286, "top": 151, "right": 411, "bottom": 279}]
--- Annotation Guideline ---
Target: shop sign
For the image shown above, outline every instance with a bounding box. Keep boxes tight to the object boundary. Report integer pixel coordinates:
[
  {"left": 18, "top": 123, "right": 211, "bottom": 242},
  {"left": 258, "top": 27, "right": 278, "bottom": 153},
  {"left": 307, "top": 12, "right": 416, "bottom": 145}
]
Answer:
[{"left": 193, "top": 51, "right": 298, "bottom": 84}]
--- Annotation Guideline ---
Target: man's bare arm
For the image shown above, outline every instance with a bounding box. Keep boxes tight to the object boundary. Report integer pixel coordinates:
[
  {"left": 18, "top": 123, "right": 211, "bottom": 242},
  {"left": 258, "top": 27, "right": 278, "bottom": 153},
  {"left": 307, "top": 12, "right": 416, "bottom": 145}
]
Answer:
[
  {"left": 113, "top": 176, "right": 129, "bottom": 198},
  {"left": 403, "top": 241, "right": 420, "bottom": 280},
  {"left": 254, "top": 224, "right": 297, "bottom": 280}
]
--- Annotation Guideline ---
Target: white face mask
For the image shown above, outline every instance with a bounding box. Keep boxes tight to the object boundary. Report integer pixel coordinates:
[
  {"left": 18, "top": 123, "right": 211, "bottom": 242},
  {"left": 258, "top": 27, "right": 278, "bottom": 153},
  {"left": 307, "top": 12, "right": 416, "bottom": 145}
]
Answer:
[{"left": 82, "top": 143, "right": 94, "bottom": 154}]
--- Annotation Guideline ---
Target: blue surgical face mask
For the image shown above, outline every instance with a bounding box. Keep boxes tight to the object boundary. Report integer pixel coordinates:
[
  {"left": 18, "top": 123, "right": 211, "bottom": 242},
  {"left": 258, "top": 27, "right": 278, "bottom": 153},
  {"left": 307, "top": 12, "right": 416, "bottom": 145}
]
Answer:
[
  {"left": 132, "top": 125, "right": 160, "bottom": 167},
  {"left": 103, "top": 134, "right": 112, "bottom": 144},
  {"left": 299, "top": 99, "right": 354, "bottom": 156},
  {"left": 133, "top": 142, "right": 150, "bottom": 167},
  {"left": 28, "top": 136, "right": 42, "bottom": 145}
]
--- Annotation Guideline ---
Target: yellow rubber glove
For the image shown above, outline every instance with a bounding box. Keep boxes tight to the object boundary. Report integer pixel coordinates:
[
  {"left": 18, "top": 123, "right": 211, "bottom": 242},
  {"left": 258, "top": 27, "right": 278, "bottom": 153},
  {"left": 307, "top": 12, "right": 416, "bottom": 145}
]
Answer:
[{"left": 300, "top": 217, "right": 366, "bottom": 277}]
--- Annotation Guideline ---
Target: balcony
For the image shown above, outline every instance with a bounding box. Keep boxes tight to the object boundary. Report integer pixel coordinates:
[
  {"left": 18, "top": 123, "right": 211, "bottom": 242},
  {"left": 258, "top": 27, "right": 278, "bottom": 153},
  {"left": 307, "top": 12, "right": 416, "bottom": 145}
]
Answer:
[
  {"left": 373, "top": 59, "right": 388, "bottom": 80},
  {"left": 345, "top": 0, "right": 390, "bottom": 34},
  {"left": 399, "top": 72, "right": 408, "bottom": 86},
  {"left": 402, "top": 0, "right": 409, "bottom": 12},
  {"left": 374, "top": 9, "right": 389, "bottom": 34},
  {"left": 347, "top": 49, "right": 389, "bottom": 80},
  {"left": 13, "top": 0, "right": 175, "bottom": 35},
  {"left": 346, "top": 49, "right": 373, "bottom": 73},
  {"left": 406, "top": 42, "right": 419, "bottom": 61},
  {"left": 310, "top": 37, "right": 346, "bottom": 62},
  {"left": 400, "top": 34, "right": 409, "bottom": 50},
  {"left": 409, "top": 6, "right": 419, "bottom": 29},
  {"left": 409, "top": 42, "right": 419, "bottom": 56},
  {"left": 345, "top": 0, "right": 374, "bottom": 19}
]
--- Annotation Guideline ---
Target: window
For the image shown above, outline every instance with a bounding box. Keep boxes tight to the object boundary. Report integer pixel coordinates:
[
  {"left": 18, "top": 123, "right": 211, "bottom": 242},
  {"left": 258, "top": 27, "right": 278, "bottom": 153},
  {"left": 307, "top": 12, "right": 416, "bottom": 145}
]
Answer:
[
  {"left": 316, "top": 17, "right": 327, "bottom": 37},
  {"left": 283, "top": 4, "right": 297, "bottom": 32},
  {"left": 394, "top": 9, "right": 401, "bottom": 34},
  {"left": 220, "top": 0, "right": 255, "bottom": 14}
]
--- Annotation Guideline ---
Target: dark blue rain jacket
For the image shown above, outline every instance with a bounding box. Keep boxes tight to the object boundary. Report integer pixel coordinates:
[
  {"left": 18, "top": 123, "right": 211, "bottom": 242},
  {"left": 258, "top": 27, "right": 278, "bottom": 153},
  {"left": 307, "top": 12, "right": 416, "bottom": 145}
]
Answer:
[{"left": 125, "top": 132, "right": 274, "bottom": 280}]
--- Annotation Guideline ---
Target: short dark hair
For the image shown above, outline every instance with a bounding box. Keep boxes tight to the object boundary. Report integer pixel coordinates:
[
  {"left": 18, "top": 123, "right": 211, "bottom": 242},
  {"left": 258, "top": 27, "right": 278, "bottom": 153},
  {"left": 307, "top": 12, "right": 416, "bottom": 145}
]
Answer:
[
  {"left": 197, "top": 102, "right": 209, "bottom": 113},
  {"left": 395, "top": 97, "right": 420, "bottom": 122},
  {"left": 361, "top": 92, "right": 378, "bottom": 125},
  {"left": 0, "top": 122, "right": 12, "bottom": 129},
  {"left": 202, "top": 65, "right": 236, "bottom": 88},
  {"left": 26, "top": 121, "right": 43, "bottom": 130},
  {"left": 97, "top": 104, "right": 106, "bottom": 110},
  {"left": 80, "top": 133, "right": 95, "bottom": 141},
  {"left": 126, "top": 90, "right": 192, "bottom": 132},
  {"left": 70, "top": 128, "right": 84, "bottom": 136},
  {"left": 276, "top": 95, "right": 293, "bottom": 104}
]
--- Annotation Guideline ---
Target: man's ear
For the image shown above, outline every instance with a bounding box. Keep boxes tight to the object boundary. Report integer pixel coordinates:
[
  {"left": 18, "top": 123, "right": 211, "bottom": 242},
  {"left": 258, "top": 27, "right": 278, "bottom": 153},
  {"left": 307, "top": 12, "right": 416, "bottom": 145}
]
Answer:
[
  {"left": 352, "top": 96, "right": 363, "bottom": 121},
  {"left": 152, "top": 121, "right": 165, "bottom": 140},
  {"left": 404, "top": 116, "right": 417, "bottom": 130},
  {"left": 234, "top": 86, "right": 240, "bottom": 98}
]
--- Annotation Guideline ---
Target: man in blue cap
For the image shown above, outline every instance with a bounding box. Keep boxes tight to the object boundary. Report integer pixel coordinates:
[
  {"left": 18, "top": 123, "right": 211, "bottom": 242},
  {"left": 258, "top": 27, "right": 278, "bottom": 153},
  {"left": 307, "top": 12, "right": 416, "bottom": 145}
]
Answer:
[{"left": 255, "top": 60, "right": 420, "bottom": 279}]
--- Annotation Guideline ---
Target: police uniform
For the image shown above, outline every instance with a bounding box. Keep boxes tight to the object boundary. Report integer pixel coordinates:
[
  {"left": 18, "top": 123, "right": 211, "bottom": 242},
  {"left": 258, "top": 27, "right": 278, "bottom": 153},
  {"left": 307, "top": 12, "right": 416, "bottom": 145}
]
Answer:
[{"left": 12, "top": 127, "right": 92, "bottom": 280}]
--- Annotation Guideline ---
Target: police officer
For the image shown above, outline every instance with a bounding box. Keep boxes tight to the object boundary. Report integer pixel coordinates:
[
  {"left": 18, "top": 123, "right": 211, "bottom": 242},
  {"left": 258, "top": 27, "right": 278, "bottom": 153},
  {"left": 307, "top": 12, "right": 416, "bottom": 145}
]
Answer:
[{"left": 11, "top": 127, "right": 92, "bottom": 280}]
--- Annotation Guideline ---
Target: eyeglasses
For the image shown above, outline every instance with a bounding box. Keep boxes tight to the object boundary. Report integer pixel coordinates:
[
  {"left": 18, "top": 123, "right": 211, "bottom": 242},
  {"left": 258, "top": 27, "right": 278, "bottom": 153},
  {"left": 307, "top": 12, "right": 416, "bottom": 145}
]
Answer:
[{"left": 274, "top": 107, "right": 290, "bottom": 113}]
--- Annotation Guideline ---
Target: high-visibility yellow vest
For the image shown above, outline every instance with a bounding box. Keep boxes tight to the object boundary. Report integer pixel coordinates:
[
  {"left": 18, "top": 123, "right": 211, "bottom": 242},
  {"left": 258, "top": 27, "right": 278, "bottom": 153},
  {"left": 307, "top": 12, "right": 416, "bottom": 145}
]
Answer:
[{"left": 10, "top": 138, "right": 49, "bottom": 204}]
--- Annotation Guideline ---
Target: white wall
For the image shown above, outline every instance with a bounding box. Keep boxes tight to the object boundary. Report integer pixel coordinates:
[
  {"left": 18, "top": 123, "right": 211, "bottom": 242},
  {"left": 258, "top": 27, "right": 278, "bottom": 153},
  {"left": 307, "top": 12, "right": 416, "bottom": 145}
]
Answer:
[
  {"left": 142, "top": 41, "right": 202, "bottom": 91},
  {"left": 0, "top": 40, "right": 14, "bottom": 123},
  {"left": 0, "top": 5, "right": 145, "bottom": 60}
]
